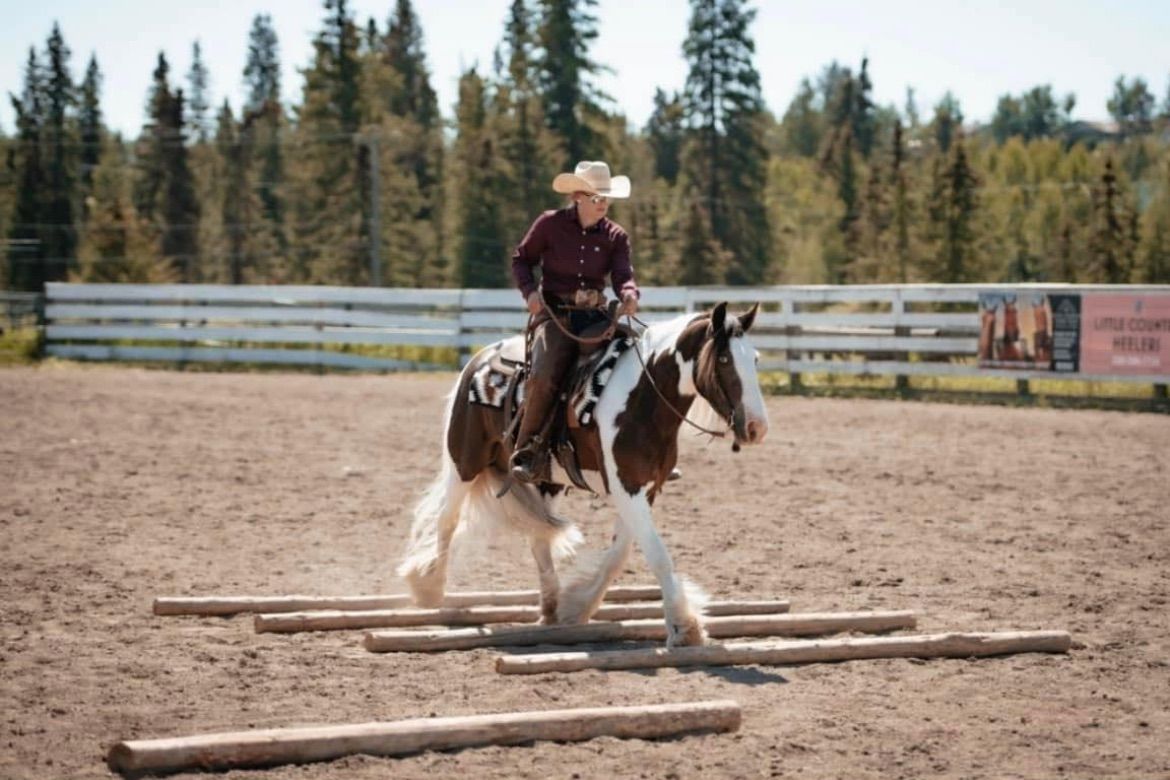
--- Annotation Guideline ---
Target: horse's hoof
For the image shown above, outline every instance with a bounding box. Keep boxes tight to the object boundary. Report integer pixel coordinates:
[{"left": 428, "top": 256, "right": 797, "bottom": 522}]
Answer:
[{"left": 666, "top": 619, "right": 707, "bottom": 648}]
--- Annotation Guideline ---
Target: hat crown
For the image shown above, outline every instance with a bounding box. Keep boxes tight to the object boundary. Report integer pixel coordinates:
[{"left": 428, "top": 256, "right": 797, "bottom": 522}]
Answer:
[{"left": 573, "top": 161, "right": 612, "bottom": 191}]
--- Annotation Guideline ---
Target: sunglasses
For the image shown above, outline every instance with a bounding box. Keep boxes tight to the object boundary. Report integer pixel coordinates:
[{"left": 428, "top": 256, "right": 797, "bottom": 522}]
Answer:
[{"left": 584, "top": 194, "right": 609, "bottom": 205}]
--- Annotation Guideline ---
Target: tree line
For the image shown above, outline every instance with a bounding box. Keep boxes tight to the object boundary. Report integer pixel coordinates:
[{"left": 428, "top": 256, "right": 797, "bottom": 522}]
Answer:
[{"left": 3, "top": 0, "right": 1170, "bottom": 293}]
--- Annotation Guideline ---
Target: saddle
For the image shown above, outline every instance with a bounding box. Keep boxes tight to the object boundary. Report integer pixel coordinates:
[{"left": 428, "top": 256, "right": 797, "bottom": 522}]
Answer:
[{"left": 472, "top": 307, "right": 638, "bottom": 493}]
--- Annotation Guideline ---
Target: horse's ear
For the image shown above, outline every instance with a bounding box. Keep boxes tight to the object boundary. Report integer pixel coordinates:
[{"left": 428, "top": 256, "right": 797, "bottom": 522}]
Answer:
[
  {"left": 739, "top": 302, "right": 760, "bottom": 333},
  {"left": 709, "top": 302, "right": 728, "bottom": 337}
]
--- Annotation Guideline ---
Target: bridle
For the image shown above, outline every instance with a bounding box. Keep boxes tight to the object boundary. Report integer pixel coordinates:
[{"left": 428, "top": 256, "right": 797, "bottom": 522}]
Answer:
[{"left": 530, "top": 298, "right": 737, "bottom": 442}]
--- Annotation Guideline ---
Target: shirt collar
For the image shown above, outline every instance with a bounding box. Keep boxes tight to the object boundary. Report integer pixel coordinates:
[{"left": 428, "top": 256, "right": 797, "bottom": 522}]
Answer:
[{"left": 566, "top": 204, "right": 607, "bottom": 234}]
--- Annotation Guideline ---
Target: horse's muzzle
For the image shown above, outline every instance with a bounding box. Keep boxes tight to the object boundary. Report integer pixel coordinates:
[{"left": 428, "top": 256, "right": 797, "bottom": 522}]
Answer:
[{"left": 731, "top": 404, "right": 767, "bottom": 446}]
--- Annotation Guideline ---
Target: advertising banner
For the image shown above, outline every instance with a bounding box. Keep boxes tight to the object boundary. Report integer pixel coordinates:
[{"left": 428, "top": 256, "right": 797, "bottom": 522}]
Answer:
[
  {"left": 977, "top": 291, "right": 1074, "bottom": 371},
  {"left": 1079, "top": 294, "right": 1170, "bottom": 375}
]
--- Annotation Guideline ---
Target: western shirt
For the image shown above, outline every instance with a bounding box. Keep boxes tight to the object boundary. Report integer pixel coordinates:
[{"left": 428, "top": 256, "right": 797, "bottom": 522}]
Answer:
[{"left": 511, "top": 206, "right": 638, "bottom": 303}]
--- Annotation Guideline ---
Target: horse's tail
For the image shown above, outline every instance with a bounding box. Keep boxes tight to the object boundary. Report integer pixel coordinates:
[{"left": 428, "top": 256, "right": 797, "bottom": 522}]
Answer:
[
  {"left": 467, "top": 471, "right": 582, "bottom": 561},
  {"left": 396, "top": 386, "right": 467, "bottom": 605},
  {"left": 397, "top": 373, "right": 580, "bottom": 606}
]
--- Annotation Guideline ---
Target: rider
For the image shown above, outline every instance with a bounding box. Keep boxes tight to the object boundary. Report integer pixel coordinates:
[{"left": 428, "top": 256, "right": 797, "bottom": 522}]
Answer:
[{"left": 508, "top": 160, "right": 640, "bottom": 483}]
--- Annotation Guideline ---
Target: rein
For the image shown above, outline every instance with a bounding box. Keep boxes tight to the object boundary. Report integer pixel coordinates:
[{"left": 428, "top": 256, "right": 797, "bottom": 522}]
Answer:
[
  {"left": 623, "top": 314, "right": 732, "bottom": 442},
  {"left": 527, "top": 295, "right": 734, "bottom": 442}
]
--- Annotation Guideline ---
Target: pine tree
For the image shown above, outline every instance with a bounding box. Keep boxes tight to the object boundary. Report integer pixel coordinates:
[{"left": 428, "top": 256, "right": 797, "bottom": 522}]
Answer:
[
  {"left": 676, "top": 194, "right": 730, "bottom": 284},
  {"left": 42, "top": 24, "right": 78, "bottom": 280},
  {"left": 890, "top": 120, "right": 913, "bottom": 282},
  {"left": 78, "top": 55, "right": 103, "bottom": 201},
  {"left": 779, "top": 78, "right": 823, "bottom": 158},
  {"left": 187, "top": 41, "right": 211, "bottom": 143},
  {"left": 6, "top": 48, "right": 48, "bottom": 290},
  {"left": 930, "top": 92, "right": 962, "bottom": 154},
  {"left": 1088, "top": 158, "right": 1134, "bottom": 283},
  {"left": 383, "top": 0, "right": 439, "bottom": 129},
  {"left": 646, "top": 88, "right": 684, "bottom": 184},
  {"left": 851, "top": 57, "right": 876, "bottom": 157},
  {"left": 381, "top": 0, "right": 444, "bottom": 283},
  {"left": 535, "top": 0, "right": 606, "bottom": 167},
  {"left": 494, "top": 0, "right": 556, "bottom": 246},
  {"left": 136, "top": 52, "right": 200, "bottom": 281},
  {"left": 242, "top": 14, "right": 286, "bottom": 252},
  {"left": 923, "top": 131, "right": 978, "bottom": 282},
  {"left": 76, "top": 135, "right": 169, "bottom": 282},
  {"left": 291, "top": 0, "right": 366, "bottom": 284},
  {"left": 680, "top": 0, "right": 770, "bottom": 284},
  {"left": 453, "top": 67, "right": 508, "bottom": 287}
]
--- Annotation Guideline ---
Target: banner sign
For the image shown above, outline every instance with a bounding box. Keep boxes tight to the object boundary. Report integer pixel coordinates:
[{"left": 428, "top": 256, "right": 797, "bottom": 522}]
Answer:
[
  {"left": 1079, "top": 293, "right": 1170, "bottom": 375},
  {"left": 978, "top": 291, "right": 1065, "bottom": 370},
  {"left": 977, "top": 290, "right": 1168, "bottom": 376}
]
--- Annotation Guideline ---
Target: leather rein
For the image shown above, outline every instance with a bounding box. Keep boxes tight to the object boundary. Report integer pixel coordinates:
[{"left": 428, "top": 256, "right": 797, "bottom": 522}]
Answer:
[{"left": 529, "top": 298, "right": 733, "bottom": 441}]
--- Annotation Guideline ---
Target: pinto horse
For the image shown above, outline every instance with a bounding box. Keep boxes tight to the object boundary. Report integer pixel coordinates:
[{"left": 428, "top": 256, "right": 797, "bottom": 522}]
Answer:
[{"left": 396, "top": 302, "right": 769, "bottom": 647}]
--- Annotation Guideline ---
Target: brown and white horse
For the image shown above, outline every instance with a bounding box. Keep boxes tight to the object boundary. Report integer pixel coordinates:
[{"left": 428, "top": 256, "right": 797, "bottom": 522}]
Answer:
[{"left": 397, "top": 302, "right": 770, "bottom": 647}]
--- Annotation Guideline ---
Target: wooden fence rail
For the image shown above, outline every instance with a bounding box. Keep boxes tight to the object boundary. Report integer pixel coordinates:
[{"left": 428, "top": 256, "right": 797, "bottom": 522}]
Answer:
[{"left": 38, "top": 282, "right": 1170, "bottom": 386}]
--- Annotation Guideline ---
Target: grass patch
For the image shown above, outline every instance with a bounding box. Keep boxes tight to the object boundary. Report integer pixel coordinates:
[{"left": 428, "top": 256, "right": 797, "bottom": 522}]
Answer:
[{"left": 0, "top": 326, "right": 41, "bottom": 366}]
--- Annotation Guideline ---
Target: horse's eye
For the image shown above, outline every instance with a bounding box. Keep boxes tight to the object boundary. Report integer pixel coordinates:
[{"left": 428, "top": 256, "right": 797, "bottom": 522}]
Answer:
[{"left": 718, "top": 355, "right": 730, "bottom": 364}]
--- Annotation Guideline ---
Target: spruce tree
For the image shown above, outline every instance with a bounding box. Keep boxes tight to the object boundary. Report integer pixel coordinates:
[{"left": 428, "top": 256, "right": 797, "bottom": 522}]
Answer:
[
  {"left": 187, "top": 41, "right": 211, "bottom": 143},
  {"left": 646, "top": 88, "right": 684, "bottom": 184},
  {"left": 930, "top": 92, "right": 962, "bottom": 153},
  {"left": 780, "top": 78, "right": 823, "bottom": 158},
  {"left": 535, "top": 0, "right": 606, "bottom": 167},
  {"left": 42, "top": 24, "right": 78, "bottom": 280},
  {"left": 453, "top": 67, "right": 508, "bottom": 287},
  {"left": 76, "top": 135, "right": 168, "bottom": 282},
  {"left": 680, "top": 0, "right": 770, "bottom": 284},
  {"left": 78, "top": 55, "right": 103, "bottom": 200},
  {"left": 382, "top": 0, "right": 444, "bottom": 282},
  {"left": 6, "top": 49, "right": 48, "bottom": 290},
  {"left": 851, "top": 57, "right": 876, "bottom": 157},
  {"left": 292, "top": 0, "right": 366, "bottom": 284},
  {"left": 494, "top": 0, "right": 555, "bottom": 244},
  {"left": 923, "top": 130, "right": 978, "bottom": 282},
  {"left": 1088, "top": 158, "right": 1133, "bottom": 283},
  {"left": 890, "top": 120, "right": 913, "bottom": 282},
  {"left": 242, "top": 14, "right": 286, "bottom": 250}
]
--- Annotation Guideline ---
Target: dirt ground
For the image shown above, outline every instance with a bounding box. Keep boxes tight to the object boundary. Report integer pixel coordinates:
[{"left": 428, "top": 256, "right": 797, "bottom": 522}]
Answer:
[{"left": 1, "top": 363, "right": 1168, "bottom": 780}]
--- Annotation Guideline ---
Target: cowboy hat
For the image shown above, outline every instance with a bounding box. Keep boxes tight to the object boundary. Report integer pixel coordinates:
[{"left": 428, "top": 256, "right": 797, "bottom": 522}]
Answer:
[{"left": 552, "top": 160, "right": 631, "bottom": 199}]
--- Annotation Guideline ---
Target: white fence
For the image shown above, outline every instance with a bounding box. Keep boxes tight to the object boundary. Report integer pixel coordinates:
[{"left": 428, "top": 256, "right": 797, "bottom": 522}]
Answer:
[{"left": 40, "top": 282, "right": 1170, "bottom": 385}]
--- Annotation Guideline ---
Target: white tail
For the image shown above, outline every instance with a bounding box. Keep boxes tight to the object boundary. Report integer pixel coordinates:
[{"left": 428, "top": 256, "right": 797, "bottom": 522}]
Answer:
[{"left": 396, "top": 386, "right": 580, "bottom": 607}]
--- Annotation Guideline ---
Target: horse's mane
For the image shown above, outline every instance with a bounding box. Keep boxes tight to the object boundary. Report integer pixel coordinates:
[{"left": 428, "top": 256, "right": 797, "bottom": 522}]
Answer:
[{"left": 638, "top": 311, "right": 727, "bottom": 436}]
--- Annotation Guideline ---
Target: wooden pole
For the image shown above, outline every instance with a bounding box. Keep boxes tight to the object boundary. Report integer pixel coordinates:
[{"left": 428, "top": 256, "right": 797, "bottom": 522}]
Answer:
[
  {"left": 495, "top": 631, "right": 1073, "bottom": 675},
  {"left": 106, "top": 700, "right": 742, "bottom": 776},
  {"left": 255, "top": 599, "right": 792, "bottom": 634},
  {"left": 153, "top": 585, "right": 663, "bottom": 617},
  {"left": 364, "top": 610, "right": 916, "bottom": 653}
]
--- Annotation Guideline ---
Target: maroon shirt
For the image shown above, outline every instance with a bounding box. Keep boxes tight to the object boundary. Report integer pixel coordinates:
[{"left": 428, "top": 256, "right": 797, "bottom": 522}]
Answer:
[{"left": 511, "top": 206, "right": 638, "bottom": 302}]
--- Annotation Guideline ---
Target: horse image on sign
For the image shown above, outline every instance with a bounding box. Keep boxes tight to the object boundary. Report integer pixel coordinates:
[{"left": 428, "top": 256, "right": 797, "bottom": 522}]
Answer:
[{"left": 397, "top": 302, "right": 769, "bottom": 647}]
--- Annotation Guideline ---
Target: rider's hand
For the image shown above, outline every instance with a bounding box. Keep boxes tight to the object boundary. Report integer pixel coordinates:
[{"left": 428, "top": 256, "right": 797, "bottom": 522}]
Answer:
[
  {"left": 526, "top": 291, "right": 542, "bottom": 316},
  {"left": 620, "top": 292, "right": 639, "bottom": 317}
]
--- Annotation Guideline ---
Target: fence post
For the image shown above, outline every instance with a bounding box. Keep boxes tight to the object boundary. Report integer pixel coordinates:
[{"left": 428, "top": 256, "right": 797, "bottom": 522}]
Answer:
[
  {"left": 783, "top": 298, "right": 803, "bottom": 393},
  {"left": 892, "top": 290, "right": 910, "bottom": 396},
  {"left": 34, "top": 289, "right": 47, "bottom": 360}
]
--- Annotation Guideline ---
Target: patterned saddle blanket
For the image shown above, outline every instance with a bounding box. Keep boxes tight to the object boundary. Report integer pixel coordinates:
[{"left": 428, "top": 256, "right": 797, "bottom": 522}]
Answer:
[{"left": 467, "top": 334, "right": 636, "bottom": 427}]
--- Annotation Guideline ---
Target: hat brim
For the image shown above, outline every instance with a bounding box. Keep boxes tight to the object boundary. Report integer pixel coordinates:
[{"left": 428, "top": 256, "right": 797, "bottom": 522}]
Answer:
[{"left": 552, "top": 173, "right": 631, "bottom": 199}]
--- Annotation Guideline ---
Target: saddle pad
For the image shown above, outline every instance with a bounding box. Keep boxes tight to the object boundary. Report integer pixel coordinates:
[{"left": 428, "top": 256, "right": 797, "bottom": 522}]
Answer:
[
  {"left": 571, "top": 336, "right": 635, "bottom": 426},
  {"left": 468, "top": 358, "right": 525, "bottom": 408}
]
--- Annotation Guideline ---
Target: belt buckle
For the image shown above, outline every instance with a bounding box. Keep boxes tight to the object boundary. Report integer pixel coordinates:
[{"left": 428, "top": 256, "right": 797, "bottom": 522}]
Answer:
[{"left": 574, "top": 289, "right": 600, "bottom": 308}]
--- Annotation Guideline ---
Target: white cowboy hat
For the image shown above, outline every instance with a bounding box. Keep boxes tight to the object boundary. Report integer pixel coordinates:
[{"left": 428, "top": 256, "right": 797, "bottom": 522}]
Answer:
[{"left": 552, "top": 160, "right": 631, "bottom": 199}]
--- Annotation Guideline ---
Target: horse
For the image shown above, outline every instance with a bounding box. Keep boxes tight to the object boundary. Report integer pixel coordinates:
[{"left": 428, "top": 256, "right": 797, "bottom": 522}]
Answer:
[{"left": 396, "top": 301, "right": 770, "bottom": 647}]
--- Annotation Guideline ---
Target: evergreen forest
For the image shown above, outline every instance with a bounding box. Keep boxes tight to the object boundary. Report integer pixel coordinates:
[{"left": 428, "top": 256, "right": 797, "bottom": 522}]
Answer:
[{"left": 4, "top": 0, "right": 1170, "bottom": 293}]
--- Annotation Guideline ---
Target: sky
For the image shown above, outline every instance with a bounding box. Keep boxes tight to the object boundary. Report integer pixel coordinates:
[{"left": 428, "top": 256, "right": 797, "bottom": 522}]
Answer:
[{"left": 1, "top": 0, "right": 1168, "bottom": 138}]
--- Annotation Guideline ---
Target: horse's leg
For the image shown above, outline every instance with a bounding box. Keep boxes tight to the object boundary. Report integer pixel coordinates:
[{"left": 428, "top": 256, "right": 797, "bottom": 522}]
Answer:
[
  {"left": 395, "top": 453, "right": 472, "bottom": 608},
  {"left": 556, "top": 520, "right": 633, "bottom": 624},
  {"left": 612, "top": 487, "right": 706, "bottom": 647},
  {"left": 529, "top": 538, "right": 560, "bottom": 624}
]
